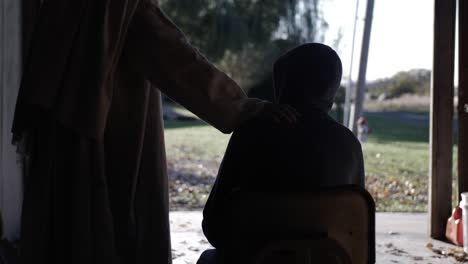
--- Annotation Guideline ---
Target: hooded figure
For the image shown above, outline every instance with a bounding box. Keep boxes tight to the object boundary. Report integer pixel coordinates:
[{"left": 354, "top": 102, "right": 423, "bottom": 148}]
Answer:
[
  {"left": 202, "top": 43, "right": 365, "bottom": 250},
  {"left": 14, "top": 1, "right": 298, "bottom": 264}
]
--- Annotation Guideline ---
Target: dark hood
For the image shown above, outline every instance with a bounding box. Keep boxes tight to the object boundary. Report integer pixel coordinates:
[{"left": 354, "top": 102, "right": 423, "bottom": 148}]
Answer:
[{"left": 272, "top": 43, "right": 342, "bottom": 113}]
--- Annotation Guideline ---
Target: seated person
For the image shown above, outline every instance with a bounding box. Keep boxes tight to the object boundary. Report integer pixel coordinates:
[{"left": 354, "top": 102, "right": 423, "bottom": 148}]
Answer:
[{"left": 202, "top": 43, "right": 365, "bottom": 250}]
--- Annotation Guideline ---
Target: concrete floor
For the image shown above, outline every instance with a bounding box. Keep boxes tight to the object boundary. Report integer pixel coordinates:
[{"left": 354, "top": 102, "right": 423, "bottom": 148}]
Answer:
[
  {"left": 375, "top": 213, "right": 466, "bottom": 263},
  {"left": 170, "top": 211, "right": 467, "bottom": 264}
]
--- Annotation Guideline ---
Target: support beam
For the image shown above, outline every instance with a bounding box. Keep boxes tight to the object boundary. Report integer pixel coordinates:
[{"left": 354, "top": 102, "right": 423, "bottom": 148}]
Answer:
[
  {"left": 429, "top": 0, "right": 456, "bottom": 239},
  {"left": 459, "top": 0, "right": 468, "bottom": 196}
]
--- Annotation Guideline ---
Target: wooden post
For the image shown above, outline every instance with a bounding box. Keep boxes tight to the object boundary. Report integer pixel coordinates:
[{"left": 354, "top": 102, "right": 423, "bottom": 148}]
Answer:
[
  {"left": 459, "top": 0, "right": 468, "bottom": 196},
  {"left": 429, "top": 0, "right": 456, "bottom": 239}
]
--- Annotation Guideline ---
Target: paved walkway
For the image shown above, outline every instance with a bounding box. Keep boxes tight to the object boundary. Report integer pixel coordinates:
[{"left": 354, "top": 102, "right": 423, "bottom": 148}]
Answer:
[{"left": 170, "top": 211, "right": 467, "bottom": 264}]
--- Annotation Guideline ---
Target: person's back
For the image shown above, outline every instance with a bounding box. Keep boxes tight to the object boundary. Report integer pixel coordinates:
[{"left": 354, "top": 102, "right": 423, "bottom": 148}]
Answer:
[
  {"left": 202, "top": 43, "right": 365, "bottom": 249},
  {"left": 248, "top": 110, "right": 363, "bottom": 190}
]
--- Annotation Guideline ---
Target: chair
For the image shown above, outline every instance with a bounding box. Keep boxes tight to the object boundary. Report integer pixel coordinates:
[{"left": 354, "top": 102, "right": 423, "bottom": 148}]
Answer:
[{"left": 197, "top": 186, "right": 375, "bottom": 264}]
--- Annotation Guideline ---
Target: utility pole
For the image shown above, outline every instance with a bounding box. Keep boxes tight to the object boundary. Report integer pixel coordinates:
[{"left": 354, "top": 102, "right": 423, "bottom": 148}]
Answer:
[
  {"left": 351, "top": 0, "right": 375, "bottom": 134},
  {"left": 343, "top": 0, "right": 360, "bottom": 128}
]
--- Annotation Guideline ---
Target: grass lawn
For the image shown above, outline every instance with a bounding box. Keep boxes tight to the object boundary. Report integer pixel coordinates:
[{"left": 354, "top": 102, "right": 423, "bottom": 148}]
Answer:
[
  {"left": 165, "top": 120, "right": 229, "bottom": 163},
  {"left": 164, "top": 111, "right": 458, "bottom": 212},
  {"left": 164, "top": 120, "right": 230, "bottom": 209},
  {"left": 363, "top": 112, "right": 458, "bottom": 211}
]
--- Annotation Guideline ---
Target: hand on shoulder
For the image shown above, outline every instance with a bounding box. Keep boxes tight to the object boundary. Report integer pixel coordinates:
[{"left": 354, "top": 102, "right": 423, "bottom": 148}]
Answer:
[{"left": 254, "top": 102, "right": 300, "bottom": 126}]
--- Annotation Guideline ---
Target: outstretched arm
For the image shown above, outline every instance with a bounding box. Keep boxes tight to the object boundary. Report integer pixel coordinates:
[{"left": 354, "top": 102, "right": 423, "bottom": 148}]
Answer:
[{"left": 124, "top": 1, "right": 298, "bottom": 133}]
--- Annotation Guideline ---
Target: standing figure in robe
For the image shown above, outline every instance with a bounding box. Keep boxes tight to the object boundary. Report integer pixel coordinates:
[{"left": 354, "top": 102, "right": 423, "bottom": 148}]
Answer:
[{"left": 12, "top": 1, "right": 298, "bottom": 263}]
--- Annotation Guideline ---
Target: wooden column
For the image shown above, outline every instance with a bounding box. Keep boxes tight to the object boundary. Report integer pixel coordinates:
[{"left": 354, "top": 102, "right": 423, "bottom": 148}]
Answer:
[
  {"left": 429, "top": 0, "right": 456, "bottom": 239},
  {"left": 459, "top": 0, "right": 468, "bottom": 195}
]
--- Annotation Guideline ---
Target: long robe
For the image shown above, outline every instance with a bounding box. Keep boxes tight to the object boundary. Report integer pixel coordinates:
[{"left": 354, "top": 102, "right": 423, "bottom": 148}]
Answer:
[{"left": 14, "top": 1, "right": 265, "bottom": 263}]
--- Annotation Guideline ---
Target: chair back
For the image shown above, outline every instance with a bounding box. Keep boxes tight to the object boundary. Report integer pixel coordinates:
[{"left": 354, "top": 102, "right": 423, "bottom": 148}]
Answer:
[{"left": 223, "top": 186, "right": 375, "bottom": 264}]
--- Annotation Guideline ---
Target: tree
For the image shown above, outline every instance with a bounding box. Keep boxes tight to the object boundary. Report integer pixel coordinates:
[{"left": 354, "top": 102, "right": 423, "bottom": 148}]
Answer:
[
  {"left": 160, "top": 0, "right": 327, "bottom": 91},
  {"left": 366, "top": 69, "right": 431, "bottom": 99}
]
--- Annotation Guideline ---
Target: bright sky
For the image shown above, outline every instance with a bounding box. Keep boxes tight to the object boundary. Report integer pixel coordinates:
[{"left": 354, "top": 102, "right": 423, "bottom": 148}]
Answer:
[{"left": 322, "top": 0, "right": 435, "bottom": 81}]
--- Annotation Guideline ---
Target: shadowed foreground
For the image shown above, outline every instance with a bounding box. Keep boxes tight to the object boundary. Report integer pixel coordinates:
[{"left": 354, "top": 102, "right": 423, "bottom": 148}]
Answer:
[{"left": 170, "top": 212, "right": 466, "bottom": 264}]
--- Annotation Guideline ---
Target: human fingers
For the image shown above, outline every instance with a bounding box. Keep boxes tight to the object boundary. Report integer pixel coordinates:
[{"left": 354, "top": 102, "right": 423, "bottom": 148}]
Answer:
[
  {"left": 283, "top": 105, "right": 301, "bottom": 118},
  {"left": 280, "top": 104, "right": 301, "bottom": 123},
  {"left": 272, "top": 105, "right": 295, "bottom": 124}
]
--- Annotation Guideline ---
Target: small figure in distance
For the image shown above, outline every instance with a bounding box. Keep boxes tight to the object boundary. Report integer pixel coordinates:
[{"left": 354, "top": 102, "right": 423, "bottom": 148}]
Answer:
[
  {"left": 202, "top": 43, "right": 365, "bottom": 251},
  {"left": 357, "top": 116, "right": 371, "bottom": 143}
]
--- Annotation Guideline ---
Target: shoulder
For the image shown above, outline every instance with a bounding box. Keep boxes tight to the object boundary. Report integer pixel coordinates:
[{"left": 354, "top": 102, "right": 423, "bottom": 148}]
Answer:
[
  {"left": 330, "top": 121, "right": 363, "bottom": 156},
  {"left": 312, "top": 115, "right": 362, "bottom": 147},
  {"left": 234, "top": 117, "right": 290, "bottom": 138}
]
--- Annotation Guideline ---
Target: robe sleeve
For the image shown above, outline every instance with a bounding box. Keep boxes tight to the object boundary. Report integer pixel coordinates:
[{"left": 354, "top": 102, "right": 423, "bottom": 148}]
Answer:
[{"left": 124, "top": 1, "right": 266, "bottom": 134}]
